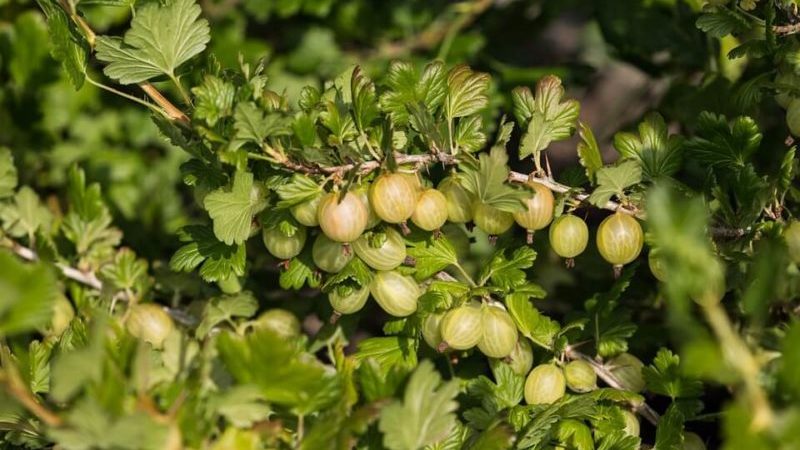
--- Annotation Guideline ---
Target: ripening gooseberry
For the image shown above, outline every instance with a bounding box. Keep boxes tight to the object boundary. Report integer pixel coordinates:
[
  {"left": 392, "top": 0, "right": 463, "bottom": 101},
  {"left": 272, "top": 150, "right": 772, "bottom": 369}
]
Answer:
[
  {"left": 353, "top": 185, "right": 381, "bottom": 229},
  {"left": 524, "top": 363, "right": 566, "bottom": 405},
  {"left": 549, "top": 214, "right": 589, "bottom": 266},
  {"left": 45, "top": 294, "right": 74, "bottom": 337},
  {"left": 784, "top": 220, "right": 800, "bottom": 264},
  {"left": 126, "top": 304, "right": 174, "bottom": 349},
  {"left": 253, "top": 309, "right": 301, "bottom": 338},
  {"left": 412, "top": 189, "right": 449, "bottom": 231},
  {"left": 421, "top": 312, "right": 445, "bottom": 350},
  {"left": 473, "top": 202, "right": 514, "bottom": 237},
  {"left": 438, "top": 176, "right": 475, "bottom": 223},
  {"left": 505, "top": 339, "right": 534, "bottom": 375},
  {"left": 262, "top": 226, "right": 307, "bottom": 260},
  {"left": 217, "top": 273, "right": 242, "bottom": 294},
  {"left": 683, "top": 432, "right": 707, "bottom": 450},
  {"left": 596, "top": 211, "right": 644, "bottom": 275},
  {"left": 312, "top": 234, "right": 353, "bottom": 273},
  {"left": 290, "top": 194, "right": 321, "bottom": 227},
  {"left": 351, "top": 227, "right": 406, "bottom": 271},
  {"left": 563, "top": 360, "right": 597, "bottom": 392},
  {"left": 608, "top": 352, "right": 646, "bottom": 392},
  {"left": 440, "top": 301, "right": 483, "bottom": 351},
  {"left": 648, "top": 249, "right": 668, "bottom": 282},
  {"left": 775, "top": 71, "right": 800, "bottom": 109},
  {"left": 369, "top": 270, "right": 420, "bottom": 317},
  {"left": 369, "top": 173, "right": 417, "bottom": 224},
  {"left": 317, "top": 192, "right": 368, "bottom": 243},
  {"left": 477, "top": 303, "right": 518, "bottom": 358},
  {"left": 788, "top": 99, "right": 800, "bottom": 136},
  {"left": 513, "top": 182, "right": 554, "bottom": 243},
  {"left": 329, "top": 285, "right": 370, "bottom": 315}
]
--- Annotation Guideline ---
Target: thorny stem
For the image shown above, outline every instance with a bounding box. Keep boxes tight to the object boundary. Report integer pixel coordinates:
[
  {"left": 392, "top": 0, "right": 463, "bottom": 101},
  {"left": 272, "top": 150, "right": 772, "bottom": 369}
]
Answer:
[{"left": 86, "top": 76, "right": 169, "bottom": 118}]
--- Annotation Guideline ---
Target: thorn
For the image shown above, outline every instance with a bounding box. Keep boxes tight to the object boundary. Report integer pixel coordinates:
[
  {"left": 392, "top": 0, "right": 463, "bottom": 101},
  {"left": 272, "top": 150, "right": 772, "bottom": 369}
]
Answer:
[{"left": 545, "top": 153, "right": 553, "bottom": 178}]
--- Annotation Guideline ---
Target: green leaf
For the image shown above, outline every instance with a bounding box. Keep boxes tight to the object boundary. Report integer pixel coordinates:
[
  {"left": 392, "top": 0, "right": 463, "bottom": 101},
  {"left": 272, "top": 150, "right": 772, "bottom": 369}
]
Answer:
[
  {"left": 465, "top": 362, "right": 524, "bottom": 430},
  {"left": 321, "top": 257, "right": 372, "bottom": 292},
  {"left": 478, "top": 247, "right": 538, "bottom": 290},
  {"left": 100, "top": 248, "right": 148, "bottom": 293},
  {"left": 454, "top": 115, "right": 487, "bottom": 153},
  {"left": 196, "top": 292, "right": 258, "bottom": 337},
  {"left": 211, "top": 385, "right": 271, "bottom": 427},
  {"left": 643, "top": 348, "right": 703, "bottom": 400},
  {"left": 653, "top": 404, "right": 684, "bottom": 450},
  {"left": 218, "top": 329, "right": 342, "bottom": 414},
  {"left": 380, "top": 61, "right": 447, "bottom": 125},
  {"left": 0, "top": 149, "right": 17, "bottom": 199},
  {"left": 234, "top": 102, "right": 292, "bottom": 146},
  {"left": 351, "top": 66, "right": 379, "bottom": 132},
  {"left": 588, "top": 161, "right": 642, "bottom": 207},
  {"left": 0, "top": 243, "right": 58, "bottom": 338},
  {"left": 695, "top": 7, "right": 749, "bottom": 38},
  {"left": 36, "top": 0, "right": 88, "bottom": 89},
  {"left": 506, "top": 292, "right": 560, "bottom": 349},
  {"left": 779, "top": 321, "right": 800, "bottom": 398},
  {"left": 204, "top": 171, "right": 267, "bottom": 245},
  {"left": 613, "top": 113, "right": 683, "bottom": 180},
  {"left": 192, "top": 75, "right": 235, "bottom": 126},
  {"left": 685, "top": 112, "right": 761, "bottom": 170},
  {"left": 354, "top": 336, "right": 418, "bottom": 371},
  {"left": 95, "top": 0, "right": 210, "bottom": 84},
  {"left": 24, "top": 340, "right": 51, "bottom": 394},
  {"left": 577, "top": 122, "right": 602, "bottom": 183},
  {"left": 444, "top": 65, "right": 490, "bottom": 121},
  {"left": 407, "top": 236, "right": 459, "bottom": 281},
  {"left": 274, "top": 174, "right": 322, "bottom": 207},
  {"left": 460, "top": 146, "right": 527, "bottom": 211},
  {"left": 170, "top": 225, "right": 246, "bottom": 282},
  {"left": 51, "top": 319, "right": 107, "bottom": 402},
  {"left": 514, "top": 75, "right": 580, "bottom": 159},
  {"left": 0, "top": 186, "right": 52, "bottom": 240},
  {"left": 279, "top": 251, "right": 321, "bottom": 290},
  {"left": 379, "top": 360, "right": 460, "bottom": 450}
]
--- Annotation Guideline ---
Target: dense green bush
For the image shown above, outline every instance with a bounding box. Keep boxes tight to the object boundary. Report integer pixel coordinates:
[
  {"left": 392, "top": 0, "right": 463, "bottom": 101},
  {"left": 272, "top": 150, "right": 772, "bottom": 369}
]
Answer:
[{"left": 1, "top": 0, "right": 800, "bottom": 449}]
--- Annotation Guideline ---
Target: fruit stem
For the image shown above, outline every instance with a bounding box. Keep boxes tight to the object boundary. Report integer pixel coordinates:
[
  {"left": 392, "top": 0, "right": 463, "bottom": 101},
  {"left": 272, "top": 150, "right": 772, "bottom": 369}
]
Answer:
[
  {"left": 565, "top": 258, "right": 575, "bottom": 269},
  {"left": 526, "top": 230, "right": 534, "bottom": 245},
  {"left": 399, "top": 222, "right": 411, "bottom": 235},
  {"left": 329, "top": 312, "right": 342, "bottom": 325},
  {"left": 437, "top": 342, "right": 450, "bottom": 353},
  {"left": 612, "top": 264, "right": 622, "bottom": 279}
]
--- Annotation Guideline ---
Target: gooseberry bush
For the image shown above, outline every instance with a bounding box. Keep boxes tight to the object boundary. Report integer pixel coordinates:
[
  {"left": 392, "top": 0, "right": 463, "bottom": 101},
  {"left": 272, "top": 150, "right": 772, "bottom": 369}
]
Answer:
[{"left": 2, "top": 0, "right": 800, "bottom": 449}]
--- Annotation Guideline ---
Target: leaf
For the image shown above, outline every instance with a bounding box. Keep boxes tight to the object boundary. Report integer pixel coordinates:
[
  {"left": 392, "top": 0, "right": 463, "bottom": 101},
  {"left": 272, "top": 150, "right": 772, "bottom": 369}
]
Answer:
[
  {"left": 279, "top": 251, "right": 321, "bottom": 290},
  {"left": 454, "top": 115, "right": 487, "bottom": 153},
  {"left": 100, "top": 248, "right": 149, "bottom": 293},
  {"left": 465, "top": 362, "right": 524, "bottom": 430},
  {"left": 653, "top": 404, "right": 684, "bottom": 450},
  {"left": 407, "top": 236, "right": 459, "bottom": 281},
  {"left": 444, "top": 65, "right": 490, "bottom": 121},
  {"left": 643, "top": 348, "right": 703, "bottom": 400},
  {"left": 204, "top": 171, "right": 267, "bottom": 245},
  {"left": 211, "top": 386, "right": 271, "bottom": 427},
  {"left": 192, "top": 75, "right": 236, "bottom": 126},
  {"left": 577, "top": 122, "right": 602, "bottom": 183},
  {"left": 478, "top": 247, "right": 537, "bottom": 290},
  {"left": 95, "top": 0, "right": 210, "bottom": 84},
  {"left": 695, "top": 7, "right": 749, "bottom": 38},
  {"left": 685, "top": 112, "right": 761, "bottom": 170},
  {"left": 0, "top": 253, "right": 57, "bottom": 337},
  {"left": 0, "top": 186, "right": 52, "bottom": 240},
  {"left": 379, "top": 360, "right": 460, "bottom": 450},
  {"left": 0, "top": 149, "right": 17, "bottom": 200},
  {"left": 218, "top": 329, "right": 342, "bottom": 414},
  {"left": 380, "top": 61, "right": 447, "bottom": 125},
  {"left": 354, "top": 337, "right": 418, "bottom": 371},
  {"left": 170, "top": 225, "right": 246, "bottom": 282},
  {"left": 274, "top": 174, "right": 322, "bottom": 207},
  {"left": 505, "top": 293, "right": 560, "bottom": 349},
  {"left": 196, "top": 292, "right": 258, "bottom": 338},
  {"left": 613, "top": 113, "right": 683, "bottom": 180},
  {"left": 351, "top": 66, "right": 379, "bottom": 132},
  {"left": 587, "top": 161, "right": 642, "bottom": 207},
  {"left": 460, "top": 146, "right": 527, "bottom": 211},
  {"left": 234, "top": 102, "right": 292, "bottom": 145},
  {"left": 514, "top": 75, "right": 580, "bottom": 159},
  {"left": 37, "top": 0, "right": 88, "bottom": 89}
]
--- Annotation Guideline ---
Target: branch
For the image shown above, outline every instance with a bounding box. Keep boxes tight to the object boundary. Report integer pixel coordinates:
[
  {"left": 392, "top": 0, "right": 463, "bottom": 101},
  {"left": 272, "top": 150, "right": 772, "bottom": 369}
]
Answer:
[{"left": 3, "top": 239, "right": 103, "bottom": 290}]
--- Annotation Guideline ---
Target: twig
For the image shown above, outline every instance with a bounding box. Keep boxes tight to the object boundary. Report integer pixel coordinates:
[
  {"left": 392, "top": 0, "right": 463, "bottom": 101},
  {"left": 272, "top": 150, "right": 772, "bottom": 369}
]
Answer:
[
  {"left": 138, "top": 83, "right": 190, "bottom": 123},
  {"left": 3, "top": 239, "right": 103, "bottom": 290},
  {"left": 0, "top": 349, "right": 63, "bottom": 428}
]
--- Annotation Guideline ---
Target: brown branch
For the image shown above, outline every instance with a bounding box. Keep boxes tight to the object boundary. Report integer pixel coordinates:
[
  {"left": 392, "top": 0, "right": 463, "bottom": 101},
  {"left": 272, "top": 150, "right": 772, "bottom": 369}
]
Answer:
[
  {"left": 3, "top": 239, "right": 103, "bottom": 290},
  {"left": 774, "top": 22, "right": 800, "bottom": 35},
  {"left": 138, "top": 83, "right": 190, "bottom": 123}
]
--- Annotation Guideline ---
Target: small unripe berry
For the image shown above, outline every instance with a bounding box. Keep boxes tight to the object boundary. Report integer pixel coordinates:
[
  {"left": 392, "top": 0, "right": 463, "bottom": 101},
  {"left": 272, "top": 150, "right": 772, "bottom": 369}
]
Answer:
[
  {"left": 369, "top": 270, "right": 420, "bottom": 317},
  {"left": 126, "top": 304, "right": 174, "bottom": 349},
  {"left": 312, "top": 234, "right": 353, "bottom": 273},
  {"left": 621, "top": 410, "right": 640, "bottom": 437},
  {"left": 262, "top": 225, "right": 307, "bottom": 260},
  {"left": 524, "top": 363, "right": 566, "bottom": 405},
  {"left": 513, "top": 182, "right": 554, "bottom": 241},
  {"left": 290, "top": 194, "right": 321, "bottom": 227},
  {"left": 683, "top": 432, "right": 706, "bottom": 450},
  {"left": 328, "top": 285, "right": 369, "bottom": 315},
  {"left": 351, "top": 227, "right": 406, "bottom": 271},
  {"left": 421, "top": 312, "right": 444, "bottom": 350},
  {"left": 596, "top": 211, "right": 644, "bottom": 272},
  {"left": 608, "top": 352, "right": 646, "bottom": 392},
  {"left": 549, "top": 214, "right": 589, "bottom": 260},
  {"left": 438, "top": 176, "right": 475, "bottom": 223},
  {"left": 477, "top": 304, "right": 518, "bottom": 358},
  {"left": 440, "top": 301, "right": 482, "bottom": 351},
  {"left": 473, "top": 202, "right": 514, "bottom": 236},
  {"left": 505, "top": 339, "right": 534, "bottom": 376},
  {"left": 253, "top": 309, "right": 301, "bottom": 339},
  {"left": 564, "top": 360, "right": 597, "bottom": 393},
  {"left": 411, "top": 189, "right": 449, "bottom": 231}
]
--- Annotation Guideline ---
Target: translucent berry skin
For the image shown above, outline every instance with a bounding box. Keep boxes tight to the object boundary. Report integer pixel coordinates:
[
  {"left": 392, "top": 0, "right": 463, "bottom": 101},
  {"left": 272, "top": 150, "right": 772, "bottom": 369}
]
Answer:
[
  {"left": 683, "top": 432, "right": 707, "bottom": 450},
  {"left": 253, "top": 309, "right": 301, "bottom": 338},
  {"left": 440, "top": 301, "right": 483, "bottom": 350},
  {"left": 421, "top": 312, "right": 445, "bottom": 350},
  {"left": 784, "top": 220, "right": 800, "bottom": 264},
  {"left": 648, "top": 249, "right": 668, "bottom": 282},
  {"left": 608, "top": 352, "right": 646, "bottom": 392},
  {"left": 411, "top": 189, "right": 449, "bottom": 231},
  {"left": 513, "top": 182, "right": 554, "bottom": 232},
  {"left": 524, "top": 363, "right": 566, "bottom": 405},
  {"left": 438, "top": 176, "right": 475, "bottom": 223},
  {"left": 549, "top": 214, "right": 589, "bottom": 258},
  {"left": 353, "top": 185, "right": 381, "bottom": 229},
  {"left": 329, "top": 285, "right": 370, "bottom": 315},
  {"left": 369, "top": 173, "right": 417, "bottom": 224},
  {"left": 596, "top": 211, "right": 644, "bottom": 266},
  {"left": 290, "top": 194, "right": 321, "bottom": 227},
  {"left": 563, "top": 360, "right": 597, "bottom": 393},
  {"left": 317, "top": 192, "right": 368, "bottom": 243},
  {"left": 312, "top": 234, "right": 353, "bottom": 273},
  {"left": 369, "top": 270, "right": 420, "bottom": 317},
  {"left": 505, "top": 339, "right": 534, "bottom": 376},
  {"left": 351, "top": 227, "right": 406, "bottom": 271},
  {"left": 126, "top": 304, "right": 174, "bottom": 349},
  {"left": 477, "top": 304, "right": 518, "bottom": 358},
  {"left": 262, "top": 226, "right": 307, "bottom": 260},
  {"left": 473, "top": 202, "right": 515, "bottom": 235}
]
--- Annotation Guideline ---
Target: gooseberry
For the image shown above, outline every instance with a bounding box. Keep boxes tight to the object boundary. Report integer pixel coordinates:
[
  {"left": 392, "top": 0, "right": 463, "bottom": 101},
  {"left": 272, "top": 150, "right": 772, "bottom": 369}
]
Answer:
[
  {"left": 317, "top": 192, "right": 368, "bottom": 243},
  {"left": 608, "top": 352, "right": 646, "bottom": 392},
  {"left": 683, "top": 432, "right": 706, "bottom": 450},
  {"left": 438, "top": 176, "right": 475, "bottom": 223},
  {"left": 328, "top": 285, "right": 370, "bottom": 315},
  {"left": 369, "top": 270, "right": 420, "bottom": 317},
  {"left": 126, "top": 303, "right": 174, "bottom": 349},
  {"left": 217, "top": 273, "right": 242, "bottom": 294},
  {"left": 788, "top": 99, "right": 800, "bottom": 137},
  {"left": 513, "top": 182, "right": 554, "bottom": 243},
  {"left": 411, "top": 188, "right": 449, "bottom": 231},
  {"left": 262, "top": 225, "right": 307, "bottom": 260},
  {"left": 421, "top": 312, "right": 444, "bottom": 350},
  {"left": 648, "top": 249, "right": 668, "bottom": 282},
  {"left": 596, "top": 211, "right": 644, "bottom": 275},
  {"left": 473, "top": 202, "right": 514, "bottom": 237},
  {"left": 477, "top": 303, "right": 518, "bottom": 358},
  {"left": 524, "top": 363, "right": 566, "bottom": 405},
  {"left": 440, "top": 301, "right": 483, "bottom": 351},
  {"left": 312, "top": 234, "right": 353, "bottom": 273},
  {"left": 784, "top": 220, "right": 800, "bottom": 264},
  {"left": 290, "top": 194, "right": 321, "bottom": 227},
  {"left": 353, "top": 185, "right": 381, "bottom": 229},
  {"left": 564, "top": 359, "right": 597, "bottom": 392},
  {"left": 369, "top": 173, "right": 417, "bottom": 224},
  {"left": 505, "top": 339, "right": 534, "bottom": 376},
  {"left": 549, "top": 214, "right": 589, "bottom": 266},
  {"left": 351, "top": 227, "right": 407, "bottom": 271},
  {"left": 252, "top": 309, "right": 301, "bottom": 339}
]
